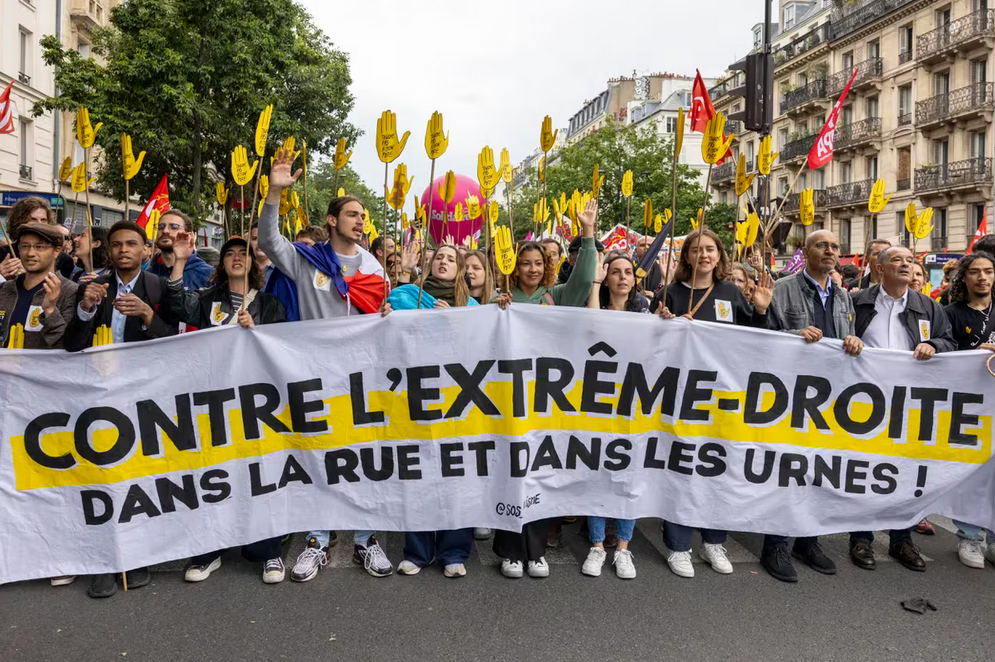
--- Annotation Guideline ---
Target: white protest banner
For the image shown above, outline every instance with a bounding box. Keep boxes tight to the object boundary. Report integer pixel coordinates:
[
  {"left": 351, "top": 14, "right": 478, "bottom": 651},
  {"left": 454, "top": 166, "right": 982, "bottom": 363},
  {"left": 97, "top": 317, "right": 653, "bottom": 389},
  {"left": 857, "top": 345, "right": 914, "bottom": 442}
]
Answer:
[{"left": 1, "top": 306, "right": 994, "bottom": 582}]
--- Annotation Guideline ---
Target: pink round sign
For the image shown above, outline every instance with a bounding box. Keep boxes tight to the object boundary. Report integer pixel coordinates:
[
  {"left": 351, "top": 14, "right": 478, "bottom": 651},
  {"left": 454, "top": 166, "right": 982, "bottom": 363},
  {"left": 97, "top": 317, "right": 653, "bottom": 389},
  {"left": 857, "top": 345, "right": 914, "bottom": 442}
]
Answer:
[{"left": 419, "top": 173, "right": 483, "bottom": 246}]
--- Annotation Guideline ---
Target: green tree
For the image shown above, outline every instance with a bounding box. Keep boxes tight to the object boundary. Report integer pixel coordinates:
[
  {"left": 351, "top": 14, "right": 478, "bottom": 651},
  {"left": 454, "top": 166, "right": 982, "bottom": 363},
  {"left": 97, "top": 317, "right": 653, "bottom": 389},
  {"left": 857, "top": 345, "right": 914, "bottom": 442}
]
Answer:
[
  {"left": 33, "top": 0, "right": 361, "bottom": 222},
  {"left": 303, "top": 160, "right": 385, "bottom": 231}
]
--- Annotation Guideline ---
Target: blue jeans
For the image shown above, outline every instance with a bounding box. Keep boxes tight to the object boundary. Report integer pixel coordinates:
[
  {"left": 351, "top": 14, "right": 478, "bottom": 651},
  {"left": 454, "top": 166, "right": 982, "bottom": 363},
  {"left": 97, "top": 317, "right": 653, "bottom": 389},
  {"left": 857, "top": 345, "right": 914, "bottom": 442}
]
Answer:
[
  {"left": 850, "top": 528, "right": 912, "bottom": 549},
  {"left": 664, "top": 522, "right": 726, "bottom": 552},
  {"left": 587, "top": 517, "right": 635, "bottom": 544},
  {"left": 403, "top": 529, "right": 473, "bottom": 566},
  {"left": 953, "top": 520, "right": 994, "bottom": 541},
  {"left": 309, "top": 530, "right": 374, "bottom": 549}
]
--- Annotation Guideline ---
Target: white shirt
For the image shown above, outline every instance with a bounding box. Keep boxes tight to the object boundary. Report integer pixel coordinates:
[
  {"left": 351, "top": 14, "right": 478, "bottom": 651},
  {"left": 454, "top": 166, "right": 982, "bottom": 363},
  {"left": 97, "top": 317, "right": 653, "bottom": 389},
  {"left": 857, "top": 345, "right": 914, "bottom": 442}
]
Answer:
[
  {"left": 863, "top": 287, "right": 914, "bottom": 351},
  {"left": 77, "top": 272, "right": 142, "bottom": 344}
]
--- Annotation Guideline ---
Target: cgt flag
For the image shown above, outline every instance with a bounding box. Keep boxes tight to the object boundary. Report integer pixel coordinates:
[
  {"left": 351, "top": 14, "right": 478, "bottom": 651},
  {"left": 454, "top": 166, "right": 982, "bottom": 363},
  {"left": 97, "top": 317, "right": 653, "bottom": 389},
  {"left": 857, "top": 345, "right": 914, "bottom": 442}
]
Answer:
[
  {"left": 808, "top": 69, "right": 858, "bottom": 170},
  {"left": 136, "top": 174, "right": 171, "bottom": 231},
  {"left": 0, "top": 80, "right": 15, "bottom": 135}
]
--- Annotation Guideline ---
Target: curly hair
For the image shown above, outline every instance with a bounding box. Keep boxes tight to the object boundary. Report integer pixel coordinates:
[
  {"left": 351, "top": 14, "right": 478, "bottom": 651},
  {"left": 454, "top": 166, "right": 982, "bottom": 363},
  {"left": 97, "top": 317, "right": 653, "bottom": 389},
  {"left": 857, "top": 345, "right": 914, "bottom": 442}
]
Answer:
[
  {"left": 673, "top": 228, "right": 731, "bottom": 284},
  {"left": 6, "top": 196, "right": 54, "bottom": 238},
  {"left": 510, "top": 241, "right": 557, "bottom": 290},
  {"left": 948, "top": 253, "right": 995, "bottom": 305}
]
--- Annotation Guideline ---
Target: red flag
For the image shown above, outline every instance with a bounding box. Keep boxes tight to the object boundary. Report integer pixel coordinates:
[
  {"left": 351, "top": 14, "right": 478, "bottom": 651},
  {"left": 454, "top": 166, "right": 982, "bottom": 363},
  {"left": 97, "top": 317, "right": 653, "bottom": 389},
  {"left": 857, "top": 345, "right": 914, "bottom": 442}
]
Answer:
[
  {"left": 967, "top": 207, "right": 987, "bottom": 254},
  {"left": 136, "top": 174, "right": 171, "bottom": 231},
  {"left": 0, "top": 80, "right": 15, "bottom": 135},
  {"left": 807, "top": 69, "right": 859, "bottom": 170},
  {"left": 690, "top": 70, "right": 715, "bottom": 133}
]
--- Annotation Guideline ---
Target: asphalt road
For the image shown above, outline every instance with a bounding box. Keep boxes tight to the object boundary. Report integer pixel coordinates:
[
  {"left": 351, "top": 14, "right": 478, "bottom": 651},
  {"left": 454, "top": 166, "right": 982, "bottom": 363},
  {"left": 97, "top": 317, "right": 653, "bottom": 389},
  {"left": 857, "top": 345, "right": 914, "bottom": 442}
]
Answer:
[{"left": 2, "top": 517, "right": 994, "bottom": 662}]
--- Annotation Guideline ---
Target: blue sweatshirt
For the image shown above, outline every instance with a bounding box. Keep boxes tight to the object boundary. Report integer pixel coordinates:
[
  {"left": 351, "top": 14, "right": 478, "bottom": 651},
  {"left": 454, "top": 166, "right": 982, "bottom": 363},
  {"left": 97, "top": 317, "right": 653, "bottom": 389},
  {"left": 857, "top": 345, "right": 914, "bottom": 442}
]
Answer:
[{"left": 148, "top": 253, "right": 213, "bottom": 292}]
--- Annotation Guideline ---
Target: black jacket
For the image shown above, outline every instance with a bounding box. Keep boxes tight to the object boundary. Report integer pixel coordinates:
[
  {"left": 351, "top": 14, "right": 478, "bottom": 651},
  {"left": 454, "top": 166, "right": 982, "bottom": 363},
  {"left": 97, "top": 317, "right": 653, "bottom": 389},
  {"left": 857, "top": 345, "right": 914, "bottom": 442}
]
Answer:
[
  {"left": 64, "top": 271, "right": 179, "bottom": 351},
  {"left": 852, "top": 285, "right": 956, "bottom": 353},
  {"left": 164, "top": 281, "right": 286, "bottom": 328}
]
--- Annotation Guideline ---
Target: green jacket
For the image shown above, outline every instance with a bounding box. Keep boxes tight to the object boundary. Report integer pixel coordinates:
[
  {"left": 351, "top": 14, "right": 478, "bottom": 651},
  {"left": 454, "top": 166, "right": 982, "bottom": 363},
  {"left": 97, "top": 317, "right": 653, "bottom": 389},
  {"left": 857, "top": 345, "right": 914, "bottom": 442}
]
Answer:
[{"left": 510, "top": 236, "right": 596, "bottom": 307}]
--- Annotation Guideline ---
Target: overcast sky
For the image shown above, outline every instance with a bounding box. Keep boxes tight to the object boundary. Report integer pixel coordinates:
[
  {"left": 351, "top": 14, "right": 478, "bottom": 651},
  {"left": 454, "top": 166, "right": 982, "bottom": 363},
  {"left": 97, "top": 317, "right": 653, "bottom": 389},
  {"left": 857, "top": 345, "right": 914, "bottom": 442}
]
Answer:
[{"left": 301, "top": 0, "right": 762, "bottom": 214}]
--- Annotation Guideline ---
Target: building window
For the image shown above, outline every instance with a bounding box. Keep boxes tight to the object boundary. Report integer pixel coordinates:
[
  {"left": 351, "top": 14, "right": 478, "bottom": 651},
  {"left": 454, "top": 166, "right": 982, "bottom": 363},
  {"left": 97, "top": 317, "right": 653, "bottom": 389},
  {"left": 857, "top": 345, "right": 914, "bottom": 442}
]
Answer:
[
  {"left": 840, "top": 219, "right": 851, "bottom": 250},
  {"left": 746, "top": 141, "right": 755, "bottom": 167},
  {"left": 842, "top": 50, "right": 854, "bottom": 70},
  {"left": 778, "top": 127, "right": 789, "bottom": 150},
  {"left": 665, "top": 116, "right": 677, "bottom": 133},
  {"left": 898, "top": 85, "right": 912, "bottom": 121},
  {"left": 972, "top": 59, "right": 988, "bottom": 85},
  {"left": 973, "top": 204, "right": 987, "bottom": 233},
  {"left": 933, "top": 139, "right": 949, "bottom": 166},
  {"left": 78, "top": 39, "right": 91, "bottom": 58},
  {"left": 19, "top": 28, "right": 32, "bottom": 80},
  {"left": 812, "top": 169, "right": 825, "bottom": 189},
  {"left": 865, "top": 156, "right": 878, "bottom": 180},
  {"left": 970, "top": 130, "right": 987, "bottom": 158},
  {"left": 937, "top": 208, "right": 948, "bottom": 241},
  {"left": 867, "top": 40, "right": 880, "bottom": 60},
  {"left": 933, "top": 70, "right": 950, "bottom": 96},
  {"left": 841, "top": 161, "right": 852, "bottom": 183},
  {"left": 865, "top": 96, "right": 879, "bottom": 119},
  {"left": 899, "top": 24, "right": 914, "bottom": 62},
  {"left": 721, "top": 192, "right": 728, "bottom": 205},
  {"left": 779, "top": 177, "right": 789, "bottom": 196},
  {"left": 19, "top": 119, "right": 33, "bottom": 178}
]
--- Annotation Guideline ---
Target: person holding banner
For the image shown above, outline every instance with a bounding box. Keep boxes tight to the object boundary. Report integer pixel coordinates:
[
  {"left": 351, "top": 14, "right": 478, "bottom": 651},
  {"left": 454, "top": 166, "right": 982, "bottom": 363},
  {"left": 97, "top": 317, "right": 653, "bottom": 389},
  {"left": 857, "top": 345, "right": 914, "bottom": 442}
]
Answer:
[
  {"left": 588, "top": 252, "right": 651, "bottom": 314},
  {"left": 655, "top": 227, "right": 772, "bottom": 578},
  {"left": 942, "top": 253, "right": 995, "bottom": 568},
  {"left": 259, "top": 148, "right": 394, "bottom": 581},
  {"left": 761, "top": 230, "right": 862, "bottom": 583},
  {"left": 465, "top": 249, "right": 495, "bottom": 305},
  {"left": 849, "top": 245, "right": 955, "bottom": 572}
]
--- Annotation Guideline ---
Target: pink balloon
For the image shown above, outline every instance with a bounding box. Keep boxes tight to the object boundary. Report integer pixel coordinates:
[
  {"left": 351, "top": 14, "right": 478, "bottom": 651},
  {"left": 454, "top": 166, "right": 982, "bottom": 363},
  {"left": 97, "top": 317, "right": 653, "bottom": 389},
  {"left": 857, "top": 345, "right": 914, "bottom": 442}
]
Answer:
[{"left": 419, "top": 174, "right": 483, "bottom": 246}]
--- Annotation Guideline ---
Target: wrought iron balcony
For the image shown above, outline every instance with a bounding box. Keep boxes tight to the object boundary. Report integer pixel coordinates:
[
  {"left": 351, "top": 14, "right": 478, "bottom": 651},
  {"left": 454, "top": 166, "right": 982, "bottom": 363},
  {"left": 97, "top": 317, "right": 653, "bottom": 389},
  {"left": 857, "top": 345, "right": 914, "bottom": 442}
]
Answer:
[
  {"left": 725, "top": 119, "right": 742, "bottom": 136},
  {"left": 781, "top": 79, "right": 828, "bottom": 113},
  {"left": 899, "top": 50, "right": 913, "bottom": 65},
  {"left": 831, "top": 0, "right": 918, "bottom": 40},
  {"left": 833, "top": 118, "right": 882, "bottom": 152},
  {"left": 18, "top": 72, "right": 31, "bottom": 85},
  {"left": 782, "top": 189, "right": 828, "bottom": 214},
  {"left": 915, "top": 157, "right": 993, "bottom": 193},
  {"left": 773, "top": 23, "right": 831, "bottom": 68},
  {"left": 917, "top": 9, "right": 995, "bottom": 63},
  {"left": 828, "top": 57, "right": 883, "bottom": 96},
  {"left": 712, "top": 161, "right": 735, "bottom": 184},
  {"left": 709, "top": 75, "right": 741, "bottom": 103},
  {"left": 19, "top": 164, "right": 33, "bottom": 180},
  {"left": 897, "top": 178, "right": 911, "bottom": 191},
  {"left": 916, "top": 83, "right": 994, "bottom": 127},
  {"left": 932, "top": 236, "right": 947, "bottom": 252},
  {"left": 898, "top": 112, "right": 912, "bottom": 127},
  {"left": 827, "top": 179, "right": 874, "bottom": 207},
  {"left": 781, "top": 132, "right": 819, "bottom": 162},
  {"left": 840, "top": 242, "right": 851, "bottom": 255}
]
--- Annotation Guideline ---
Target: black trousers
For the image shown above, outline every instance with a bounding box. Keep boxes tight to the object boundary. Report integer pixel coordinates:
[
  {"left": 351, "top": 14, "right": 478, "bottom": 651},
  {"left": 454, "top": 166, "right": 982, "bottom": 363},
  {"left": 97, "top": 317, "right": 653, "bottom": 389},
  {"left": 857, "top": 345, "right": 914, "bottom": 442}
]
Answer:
[
  {"left": 190, "top": 537, "right": 283, "bottom": 566},
  {"left": 493, "top": 519, "right": 551, "bottom": 563}
]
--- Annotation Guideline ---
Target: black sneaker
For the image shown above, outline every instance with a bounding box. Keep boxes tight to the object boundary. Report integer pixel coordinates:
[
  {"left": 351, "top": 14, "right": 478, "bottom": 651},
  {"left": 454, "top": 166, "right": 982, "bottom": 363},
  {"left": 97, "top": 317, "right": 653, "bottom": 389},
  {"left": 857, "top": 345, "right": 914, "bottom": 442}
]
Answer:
[
  {"left": 291, "top": 537, "right": 329, "bottom": 582},
  {"left": 761, "top": 544, "right": 798, "bottom": 583},
  {"left": 849, "top": 540, "right": 876, "bottom": 570},
  {"left": 328, "top": 531, "right": 339, "bottom": 547},
  {"left": 889, "top": 540, "right": 926, "bottom": 572},
  {"left": 353, "top": 536, "right": 393, "bottom": 577},
  {"left": 792, "top": 541, "right": 837, "bottom": 575},
  {"left": 125, "top": 567, "right": 151, "bottom": 589},
  {"left": 87, "top": 573, "right": 118, "bottom": 599}
]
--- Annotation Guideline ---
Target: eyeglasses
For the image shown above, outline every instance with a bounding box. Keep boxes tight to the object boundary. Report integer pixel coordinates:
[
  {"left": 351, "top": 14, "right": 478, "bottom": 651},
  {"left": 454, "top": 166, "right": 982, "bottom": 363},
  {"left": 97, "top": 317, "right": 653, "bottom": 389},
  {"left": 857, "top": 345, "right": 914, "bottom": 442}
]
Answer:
[
  {"left": 17, "top": 243, "right": 54, "bottom": 252},
  {"left": 156, "top": 222, "right": 183, "bottom": 231},
  {"left": 813, "top": 242, "right": 841, "bottom": 252}
]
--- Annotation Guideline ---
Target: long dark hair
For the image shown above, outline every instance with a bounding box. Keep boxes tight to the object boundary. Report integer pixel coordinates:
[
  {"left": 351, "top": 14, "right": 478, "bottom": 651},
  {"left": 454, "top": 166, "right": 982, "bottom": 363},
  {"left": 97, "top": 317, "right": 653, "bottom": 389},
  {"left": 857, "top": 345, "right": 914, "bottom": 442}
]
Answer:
[
  {"left": 212, "top": 245, "right": 264, "bottom": 291},
  {"left": 948, "top": 253, "right": 995, "bottom": 305},
  {"left": 88, "top": 226, "right": 111, "bottom": 270},
  {"left": 599, "top": 254, "right": 639, "bottom": 310},
  {"left": 673, "top": 228, "right": 731, "bottom": 284}
]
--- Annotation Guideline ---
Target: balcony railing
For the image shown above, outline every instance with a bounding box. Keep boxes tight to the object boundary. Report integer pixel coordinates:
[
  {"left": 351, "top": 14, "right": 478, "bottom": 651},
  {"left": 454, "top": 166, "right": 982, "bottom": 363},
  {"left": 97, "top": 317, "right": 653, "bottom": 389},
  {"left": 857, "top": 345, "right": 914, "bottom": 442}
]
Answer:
[
  {"left": 782, "top": 189, "right": 828, "bottom": 214},
  {"left": 712, "top": 161, "right": 735, "bottom": 184},
  {"left": 19, "top": 164, "right": 33, "bottom": 180},
  {"left": 725, "top": 119, "right": 743, "bottom": 136},
  {"left": 828, "top": 57, "right": 883, "bottom": 96},
  {"left": 915, "top": 157, "right": 993, "bottom": 192},
  {"left": 899, "top": 50, "right": 913, "bottom": 65},
  {"left": 897, "top": 177, "right": 911, "bottom": 191},
  {"left": 917, "top": 9, "right": 995, "bottom": 62},
  {"left": 827, "top": 179, "right": 875, "bottom": 207},
  {"left": 18, "top": 72, "right": 31, "bottom": 85},
  {"left": 781, "top": 133, "right": 819, "bottom": 161},
  {"left": 833, "top": 118, "right": 882, "bottom": 151},
  {"left": 773, "top": 23, "right": 832, "bottom": 68},
  {"left": 831, "top": 0, "right": 918, "bottom": 40},
  {"left": 916, "top": 82, "right": 994, "bottom": 126},
  {"left": 932, "top": 236, "right": 947, "bottom": 251},
  {"left": 781, "top": 79, "right": 828, "bottom": 113},
  {"left": 898, "top": 112, "right": 912, "bottom": 126},
  {"left": 709, "top": 75, "right": 741, "bottom": 103}
]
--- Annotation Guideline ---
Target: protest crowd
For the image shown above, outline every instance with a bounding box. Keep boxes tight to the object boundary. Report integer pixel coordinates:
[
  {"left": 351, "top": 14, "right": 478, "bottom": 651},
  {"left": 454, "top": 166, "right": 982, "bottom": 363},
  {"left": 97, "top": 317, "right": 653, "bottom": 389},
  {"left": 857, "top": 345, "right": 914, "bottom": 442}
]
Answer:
[{"left": 2, "top": 139, "right": 995, "bottom": 599}]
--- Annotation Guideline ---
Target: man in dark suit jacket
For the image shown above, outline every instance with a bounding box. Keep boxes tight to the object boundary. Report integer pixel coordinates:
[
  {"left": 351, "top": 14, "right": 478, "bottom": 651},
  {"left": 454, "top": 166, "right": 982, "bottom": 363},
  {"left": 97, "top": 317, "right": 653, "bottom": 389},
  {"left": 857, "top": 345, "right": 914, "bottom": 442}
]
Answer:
[
  {"left": 65, "top": 221, "right": 178, "bottom": 352},
  {"left": 63, "top": 220, "right": 178, "bottom": 599}
]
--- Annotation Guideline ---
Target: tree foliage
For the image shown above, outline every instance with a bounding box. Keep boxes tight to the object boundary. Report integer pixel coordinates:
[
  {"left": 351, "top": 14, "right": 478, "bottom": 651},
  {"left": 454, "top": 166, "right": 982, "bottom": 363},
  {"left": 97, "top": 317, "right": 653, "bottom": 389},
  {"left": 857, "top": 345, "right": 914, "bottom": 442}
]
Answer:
[
  {"left": 303, "top": 159, "right": 384, "bottom": 230},
  {"left": 33, "top": 0, "right": 361, "bottom": 221}
]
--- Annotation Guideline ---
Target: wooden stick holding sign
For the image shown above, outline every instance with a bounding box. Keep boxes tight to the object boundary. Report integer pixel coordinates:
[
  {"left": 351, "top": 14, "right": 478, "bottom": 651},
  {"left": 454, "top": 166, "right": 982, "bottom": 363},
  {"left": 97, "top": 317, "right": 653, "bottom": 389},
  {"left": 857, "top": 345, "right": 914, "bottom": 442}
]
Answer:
[
  {"left": 76, "top": 108, "right": 102, "bottom": 273},
  {"left": 375, "top": 110, "right": 411, "bottom": 300},
  {"left": 661, "top": 107, "right": 685, "bottom": 307}
]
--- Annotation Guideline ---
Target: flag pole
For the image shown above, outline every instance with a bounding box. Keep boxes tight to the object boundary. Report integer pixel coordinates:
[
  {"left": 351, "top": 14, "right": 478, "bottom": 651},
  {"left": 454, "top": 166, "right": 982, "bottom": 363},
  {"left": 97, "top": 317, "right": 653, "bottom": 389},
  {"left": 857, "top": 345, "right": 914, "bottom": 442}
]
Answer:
[
  {"left": 686, "top": 162, "right": 714, "bottom": 315},
  {"left": 416, "top": 159, "right": 437, "bottom": 309},
  {"left": 84, "top": 146, "right": 94, "bottom": 271},
  {"left": 661, "top": 132, "right": 680, "bottom": 307}
]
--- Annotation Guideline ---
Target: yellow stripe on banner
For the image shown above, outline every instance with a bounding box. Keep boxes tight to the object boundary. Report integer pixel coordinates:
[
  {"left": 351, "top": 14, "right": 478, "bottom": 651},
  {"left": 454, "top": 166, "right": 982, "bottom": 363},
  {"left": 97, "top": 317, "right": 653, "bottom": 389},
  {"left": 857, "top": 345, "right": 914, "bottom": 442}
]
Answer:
[{"left": 9, "top": 381, "right": 991, "bottom": 490}]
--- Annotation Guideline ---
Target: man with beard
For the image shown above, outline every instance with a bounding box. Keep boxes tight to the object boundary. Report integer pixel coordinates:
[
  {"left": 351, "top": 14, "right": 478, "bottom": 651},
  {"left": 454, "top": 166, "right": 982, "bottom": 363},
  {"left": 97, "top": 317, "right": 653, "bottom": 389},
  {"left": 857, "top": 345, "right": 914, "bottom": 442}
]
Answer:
[{"left": 146, "top": 209, "right": 212, "bottom": 291}]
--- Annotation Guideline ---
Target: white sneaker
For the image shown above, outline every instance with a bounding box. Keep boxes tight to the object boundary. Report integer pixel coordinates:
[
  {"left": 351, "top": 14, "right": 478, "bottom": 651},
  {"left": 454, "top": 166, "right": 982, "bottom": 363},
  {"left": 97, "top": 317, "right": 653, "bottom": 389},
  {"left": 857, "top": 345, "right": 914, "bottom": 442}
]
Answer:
[
  {"left": 397, "top": 560, "right": 421, "bottom": 575},
  {"left": 501, "top": 559, "right": 524, "bottom": 578},
  {"left": 50, "top": 576, "right": 76, "bottom": 587},
  {"left": 444, "top": 563, "right": 467, "bottom": 578},
  {"left": 700, "top": 543, "right": 734, "bottom": 574},
  {"left": 184, "top": 557, "right": 221, "bottom": 582},
  {"left": 613, "top": 549, "right": 636, "bottom": 579},
  {"left": 667, "top": 550, "right": 694, "bottom": 578},
  {"left": 263, "top": 558, "right": 285, "bottom": 584},
  {"left": 958, "top": 538, "right": 986, "bottom": 568},
  {"left": 473, "top": 528, "right": 492, "bottom": 540},
  {"left": 985, "top": 541, "right": 995, "bottom": 565},
  {"left": 291, "top": 538, "right": 330, "bottom": 582},
  {"left": 582, "top": 546, "right": 607, "bottom": 577},
  {"left": 527, "top": 557, "right": 550, "bottom": 578}
]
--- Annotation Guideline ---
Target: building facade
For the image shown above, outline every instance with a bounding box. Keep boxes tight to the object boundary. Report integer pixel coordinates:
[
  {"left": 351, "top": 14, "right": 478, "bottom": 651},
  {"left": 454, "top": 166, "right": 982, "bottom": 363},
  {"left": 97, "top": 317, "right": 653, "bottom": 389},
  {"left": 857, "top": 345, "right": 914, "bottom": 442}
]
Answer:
[{"left": 711, "top": 0, "right": 993, "bottom": 257}]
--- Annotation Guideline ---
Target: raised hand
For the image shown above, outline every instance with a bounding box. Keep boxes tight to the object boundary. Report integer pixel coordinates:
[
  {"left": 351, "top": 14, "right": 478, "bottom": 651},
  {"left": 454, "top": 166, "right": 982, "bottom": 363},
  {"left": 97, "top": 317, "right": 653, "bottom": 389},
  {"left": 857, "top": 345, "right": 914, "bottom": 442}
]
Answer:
[
  {"left": 173, "top": 231, "right": 196, "bottom": 262},
  {"left": 752, "top": 269, "right": 774, "bottom": 314},
  {"left": 401, "top": 240, "right": 420, "bottom": 272},
  {"left": 121, "top": 133, "right": 145, "bottom": 180},
  {"left": 593, "top": 251, "right": 607, "bottom": 284},
  {"left": 376, "top": 110, "right": 410, "bottom": 163},
  {"left": 267, "top": 147, "right": 303, "bottom": 204},
  {"left": 40, "top": 273, "right": 61, "bottom": 315},
  {"left": 81, "top": 281, "right": 110, "bottom": 312},
  {"left": 0, "top": 254, "right": 25, "bottom": 280},
  {"left": 579, "top": 199, "right": 598, "bottom": 237}
]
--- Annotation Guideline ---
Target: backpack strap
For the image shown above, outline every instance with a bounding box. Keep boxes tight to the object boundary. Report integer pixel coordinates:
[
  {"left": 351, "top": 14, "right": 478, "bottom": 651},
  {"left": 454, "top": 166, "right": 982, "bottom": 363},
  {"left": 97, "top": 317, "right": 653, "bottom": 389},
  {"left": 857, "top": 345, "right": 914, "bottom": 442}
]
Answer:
[{"left": 543, "top": 292, "right": 556, "bottom": 306}]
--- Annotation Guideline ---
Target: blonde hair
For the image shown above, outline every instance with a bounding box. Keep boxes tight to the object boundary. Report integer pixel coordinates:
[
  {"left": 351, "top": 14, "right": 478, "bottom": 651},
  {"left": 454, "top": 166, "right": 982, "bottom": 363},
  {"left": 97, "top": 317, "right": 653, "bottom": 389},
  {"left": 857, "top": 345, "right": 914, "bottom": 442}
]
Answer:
[
  {"left": 418, "top": 244, "right": 472, "bottom": 307},
  {"left": 464, "top": 249, "right": 495, "bottom": 303}
]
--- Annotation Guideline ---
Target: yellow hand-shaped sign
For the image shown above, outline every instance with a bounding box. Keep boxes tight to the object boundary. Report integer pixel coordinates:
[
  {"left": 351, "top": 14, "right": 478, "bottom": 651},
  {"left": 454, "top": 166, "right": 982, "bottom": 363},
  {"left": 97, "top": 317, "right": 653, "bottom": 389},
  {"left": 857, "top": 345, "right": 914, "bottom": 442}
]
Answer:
[
  {"left": 538, "top": 156, "right": 546, "bottom": 182},
  {"left": 904, "top": 202, "right": 918, "bottom": 236},
  {"left": 643, "top": 198, "right": 653, "bottom": 230},
  {"left": 402, "top": 212, "right": 409, "bottom": 230},
  {"left": 282, "top": 136, "right": 297, "bottom": 157},
  {"left": 255, "top": 105, "right": 273, "bottom": 157},
  {"left": 147, "top": 209, "right": 161, "bottom": 243},
  {"left": 259, "top": 174, "right": 269, "bottom": 200},
  {"left": 7, "top": 323, "right": 24, "bottom": 349},
  {"left": 702, "top": 112, "right": 734, "bottom": 165},
  {"left": 337, "top": 187, "right": 346, "bottom": 198},
  {"left": 500, "top": 148, "right": 513, "bottom": 183},
  {"left": 291, "top": 191, "right": 300, "bottom": 210},
  {"left": 622, "top": 170, "right": 634, "bottom": 198},
  {"left": 735, "top": 154, "right": 756, "bottom": 197},
  {"left": 466, "top": 195, "right": 481, "bottom": 220},
  {"left": 414, "top": 195, "right": 427, "bottom": 229},
  {"left": 675, "top": 107, "right": 685, "bottom": 156},
  {"left": 334, "top": 137, "right": 352, "bottom": 170},
  {"left": 736, "top": 219, "right": 750, "bottom": 248},
  {"left": 425, "top": 111, "right": 449, "bottom": 160},
  {"left": 454, "top": 202, "right": 465, "bottom": 223},
  {"left": 59, "top": 157, "right": 73, "bottom": 182},
  {"left": 231, "top": 145, "right": 259, "bottom": 186},
  {"left": 799, "top": 188, "right": 815, "bottom": 226},
  {"left": 386, "top": 163, "right": 413, "bottom": 210},
  {"left": 489, "top": 200, "right": 499, "bottom": 226},
  {"left": 495, "top": 226, "right": 517, "bottom": 275},
  {"left": 70, "top": 163, "right": 94, "bottom": 193},
  {"left": 121, "top": 133, "right": 146, "bottom": 181},
  {"left": 746, "top": 212, "right": 761, "bottom": 248},
  {"left": 592, "top": 164, "right": 605, "bottom": 197},
  {"left": 912, "top": 208, "right": 935, "bottom": 239},
  {"left": 540, "top": 115, "right": 558, "bottom": 153},
  {"left": 758, "top": 135, "right": 778, "bottom": 176},
  {"left": 76, "top": 107, "right": 102, "bottom": 148},
  {"left": 477, "top": 146, "right": 501, "bottom": 194},
  {"left": 216, "top": 182, "right": 229, "bottom": 206},
  {"left": 552, "top": 198, "right": 563, "bottom": 222},
  {"left": 691, "top": 208, "right": 704, "bottom": 230},
  {"left": 438, "top": 171, "right": 456, "bottom": 204},
  {"left": 868, "top": 178, "right": 892, "bottom": 214},
  {"left": 376, "top": 110, "right": 410, "bottom": 163},
  {"left": 656, "top": 209, "right": 672, "bottom": 234},
  {"left": 279, "top": 188, "right": 291, "bottom": 216}
]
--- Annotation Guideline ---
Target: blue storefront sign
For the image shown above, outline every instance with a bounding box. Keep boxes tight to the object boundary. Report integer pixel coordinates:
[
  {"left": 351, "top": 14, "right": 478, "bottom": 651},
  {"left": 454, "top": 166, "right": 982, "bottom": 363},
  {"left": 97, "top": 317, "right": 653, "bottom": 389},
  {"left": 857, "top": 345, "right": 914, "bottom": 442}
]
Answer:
[{"left": 0, "top": 191, "right": 65, "bottom": 208}]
